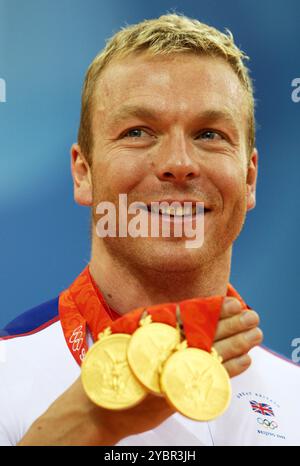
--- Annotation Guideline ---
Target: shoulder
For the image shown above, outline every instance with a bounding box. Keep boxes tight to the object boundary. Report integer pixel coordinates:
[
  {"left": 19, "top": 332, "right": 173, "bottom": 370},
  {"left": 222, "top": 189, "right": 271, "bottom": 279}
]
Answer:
[
  {"left": 231, "top": 344, "right": 300, "bottom": 401},
  {"left": 0, "top": 297, "right": 59, "bottom": 340},
  {"left": 0, "top": 297, "right": 79, "bottom": 446},
  {"left": 0, "top": 295, "right": 78, "bottom": 383},
  {"left": 0, "top": 296, "right": 72, "bottom": 376},
  {"left": 251, "top": 344, "right": 300, "bottom": 372},
  {"left": 0, "top": 295, "right": 78, "bottom": 391},
  {"left": 0, "top": 296, "right": 76, "bottom": 369}
]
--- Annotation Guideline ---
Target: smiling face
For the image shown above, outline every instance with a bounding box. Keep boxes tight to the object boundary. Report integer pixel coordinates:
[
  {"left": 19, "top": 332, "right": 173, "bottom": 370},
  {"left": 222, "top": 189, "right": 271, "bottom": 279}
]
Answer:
[{"left": 72, "top": 52, "right": 257, "bottom": 273}]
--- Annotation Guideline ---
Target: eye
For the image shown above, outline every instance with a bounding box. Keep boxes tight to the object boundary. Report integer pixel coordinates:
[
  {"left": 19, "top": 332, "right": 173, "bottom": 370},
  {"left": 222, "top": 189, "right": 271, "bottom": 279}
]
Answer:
[
  {"left": 198, "top": 130, "right": 224, "bottom": 141},
  {"left": 123, "top": 128, "right": 147, "bottom": 138}
]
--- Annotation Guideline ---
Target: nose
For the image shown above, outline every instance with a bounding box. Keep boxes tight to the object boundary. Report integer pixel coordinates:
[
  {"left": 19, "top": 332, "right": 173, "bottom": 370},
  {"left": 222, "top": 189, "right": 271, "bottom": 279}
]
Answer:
[{"left": 154, "top": 133, "right": 200, "bottom": 184}]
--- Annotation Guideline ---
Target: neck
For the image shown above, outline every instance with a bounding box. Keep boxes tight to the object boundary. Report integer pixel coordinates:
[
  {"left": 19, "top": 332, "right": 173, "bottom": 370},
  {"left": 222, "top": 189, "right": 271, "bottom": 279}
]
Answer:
[{"left": 89, "top": 241, "right": 232, "bottom": 316}]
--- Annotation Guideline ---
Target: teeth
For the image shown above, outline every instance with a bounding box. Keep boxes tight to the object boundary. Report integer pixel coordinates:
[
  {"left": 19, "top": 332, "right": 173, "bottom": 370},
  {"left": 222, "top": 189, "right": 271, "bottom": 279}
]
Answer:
[
  {"left": 158, "top": 205, "right": 195, "bottom": 216},
  {"left": 159, "top": 207, "right": 173, "bottom": 216},
  {"left": 148, "top": 203, "right": 201, "bottom": 216},
  {"left": 149, "top": 204, "right": 160, "bottom": 214},
  {"left": 185, "top": 205, "right": 197, "bottom": 215}
]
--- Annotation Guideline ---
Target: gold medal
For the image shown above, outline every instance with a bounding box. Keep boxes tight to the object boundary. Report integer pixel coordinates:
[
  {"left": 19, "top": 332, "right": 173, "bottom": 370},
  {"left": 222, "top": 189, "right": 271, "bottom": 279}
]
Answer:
[
  {"left": 81, "top": 329, "right": 147, "bottom": 410},
  {"left": 127, "top": 314, "right": 181, "bottom": 394},
  {"left": 160, "top": 341, "right": 231, "bottom": 421}
]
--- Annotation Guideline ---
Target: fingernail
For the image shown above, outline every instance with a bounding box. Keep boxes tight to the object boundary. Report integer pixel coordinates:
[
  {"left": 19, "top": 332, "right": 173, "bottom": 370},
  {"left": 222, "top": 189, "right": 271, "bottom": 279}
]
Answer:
[
  {"left": 244, "top": 328, "right": 262, "bottom": 343},
  {"left": 237, "top": 355, "right": 251, "bottom": 366},
  {"left": 224, "top": 298, "right": 241, "bottom": 314},
  {"left": 240, "top": 311, "right": 258, "bottom": 327}
]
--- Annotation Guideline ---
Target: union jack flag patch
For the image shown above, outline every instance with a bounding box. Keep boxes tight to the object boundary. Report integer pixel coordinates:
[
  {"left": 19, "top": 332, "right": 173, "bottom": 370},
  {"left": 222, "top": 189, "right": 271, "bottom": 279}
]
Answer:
[{"left": 250, "top": 400, "right": 274, "bottom": 416}]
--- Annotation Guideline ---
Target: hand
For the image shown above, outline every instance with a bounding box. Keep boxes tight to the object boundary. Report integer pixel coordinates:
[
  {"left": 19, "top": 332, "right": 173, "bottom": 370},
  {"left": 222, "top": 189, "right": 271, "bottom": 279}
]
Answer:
[
  {"left": 18, "top": 377, "right": 174, "bottom": 446},
  {"left": 214, "top": 297, "right": 263, "bottom": 377}
]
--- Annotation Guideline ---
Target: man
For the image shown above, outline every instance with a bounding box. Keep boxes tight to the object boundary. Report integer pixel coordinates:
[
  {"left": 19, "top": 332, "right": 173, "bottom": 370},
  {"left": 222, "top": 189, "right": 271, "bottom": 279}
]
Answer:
[{"left": 1, "top": 14, "right": 299, "bottom": 446}]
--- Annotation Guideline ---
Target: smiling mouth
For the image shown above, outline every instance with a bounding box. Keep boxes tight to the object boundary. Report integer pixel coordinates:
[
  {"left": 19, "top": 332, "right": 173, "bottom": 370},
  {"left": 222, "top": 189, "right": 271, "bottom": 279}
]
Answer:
[{"left": 143, "top": 202, "right": 210, "bottom": 217}]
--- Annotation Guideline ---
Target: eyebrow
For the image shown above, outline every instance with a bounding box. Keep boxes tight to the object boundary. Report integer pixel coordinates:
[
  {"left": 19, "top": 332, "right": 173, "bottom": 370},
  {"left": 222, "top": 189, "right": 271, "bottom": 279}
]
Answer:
[
  {"left": 110, "top": 105, "right": 160, "bottom": 127},
  {"left": 109, "top": 104, "right": 240, "bottom": 133}
]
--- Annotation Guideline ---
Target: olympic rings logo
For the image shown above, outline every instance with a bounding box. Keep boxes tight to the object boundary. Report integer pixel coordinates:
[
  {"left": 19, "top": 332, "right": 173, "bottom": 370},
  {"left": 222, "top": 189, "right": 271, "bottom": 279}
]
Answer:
[{"left": 257, "top": 418, "right": 278, "bottom": 430}]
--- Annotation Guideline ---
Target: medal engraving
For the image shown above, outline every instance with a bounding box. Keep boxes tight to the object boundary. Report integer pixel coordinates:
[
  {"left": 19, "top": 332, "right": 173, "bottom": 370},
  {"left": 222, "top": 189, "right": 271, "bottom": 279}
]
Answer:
[
  {"left": 128, "top": 318, "right": 181, "bottom": 394},
  {"left": 81, "top": 333, "right": 147, "bottom": 409},
  {"left": 160, "top": 346, "right": 231, "bottom": 421}
]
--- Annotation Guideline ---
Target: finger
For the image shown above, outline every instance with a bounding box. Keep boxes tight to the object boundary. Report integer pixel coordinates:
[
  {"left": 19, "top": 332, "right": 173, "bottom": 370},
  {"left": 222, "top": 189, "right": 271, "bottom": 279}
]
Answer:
[
  {"left": 219, "top": 297, "right": 242, "bottom": 319},
  {"left": 214, "top": 310, "right": 260, "bottom": 342},
  {"left": 214, "top": 327, "right": 263, "bottom": 362},
  {"left": 134, "top": 393, "right": 174, "bottom": 417},
  {"left": 223, "top": 354, "right": 252, "bottom": 378}
]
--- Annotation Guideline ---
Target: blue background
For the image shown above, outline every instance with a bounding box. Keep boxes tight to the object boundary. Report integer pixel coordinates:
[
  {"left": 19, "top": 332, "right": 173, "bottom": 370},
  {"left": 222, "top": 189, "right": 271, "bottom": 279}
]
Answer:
[{"left": 0, "top": 0, "right": 299, "bottom": 360}]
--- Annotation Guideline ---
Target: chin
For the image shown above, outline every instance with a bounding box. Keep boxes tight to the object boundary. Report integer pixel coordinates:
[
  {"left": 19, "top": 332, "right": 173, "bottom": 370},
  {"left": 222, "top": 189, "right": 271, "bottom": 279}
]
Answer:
[{"left": 133, "top": 238, "right": 212, "bottom": 273}]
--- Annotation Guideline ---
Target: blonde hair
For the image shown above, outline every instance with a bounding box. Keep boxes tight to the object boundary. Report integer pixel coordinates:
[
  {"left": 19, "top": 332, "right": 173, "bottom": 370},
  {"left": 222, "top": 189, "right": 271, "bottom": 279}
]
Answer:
[{"left": 78, "top": 13, "right": 255, "bottom": 163}]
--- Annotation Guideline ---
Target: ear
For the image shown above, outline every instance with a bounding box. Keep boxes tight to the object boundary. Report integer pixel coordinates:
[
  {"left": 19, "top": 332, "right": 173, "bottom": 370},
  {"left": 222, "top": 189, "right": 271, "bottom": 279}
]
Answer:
[
  {"left": 70, "top": 143, "right": 93, "bottom": 206},
  {"left": 246, "top": 148, "right": 258, "bottom": 211}
]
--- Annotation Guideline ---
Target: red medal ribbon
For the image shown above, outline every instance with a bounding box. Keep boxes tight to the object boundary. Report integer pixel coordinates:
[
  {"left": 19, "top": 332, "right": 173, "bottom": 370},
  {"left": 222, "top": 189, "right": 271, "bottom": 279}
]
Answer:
[
  {"left": 59, "top": 266, "right": 248, "bottom": 365},
  {"left": 179, "top": 297, "right": 224, "bottom": 352},
  {"left": 59, "top": 267, "right": 120, "bottom": 365},
  {"left": 107, "top": 297, "right": 228, "bottom": 353}
]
